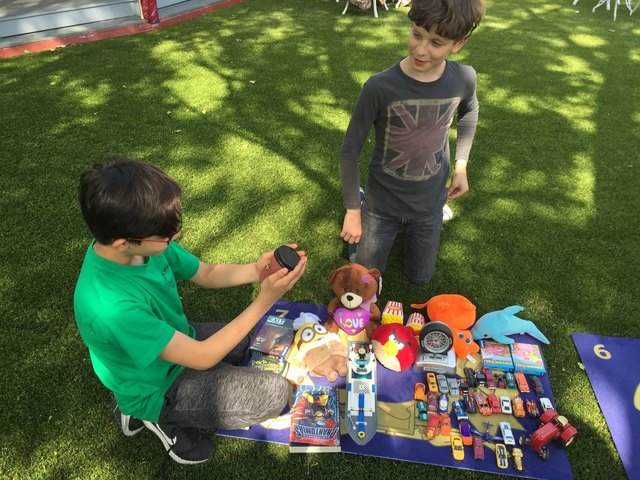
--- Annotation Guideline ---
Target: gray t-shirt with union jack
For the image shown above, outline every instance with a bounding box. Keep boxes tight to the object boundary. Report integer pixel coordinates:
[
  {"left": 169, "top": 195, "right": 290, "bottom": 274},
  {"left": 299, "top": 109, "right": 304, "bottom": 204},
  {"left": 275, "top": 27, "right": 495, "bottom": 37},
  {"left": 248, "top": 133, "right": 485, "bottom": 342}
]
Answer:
[{"left": 340, "top": 60, "right": 479, "bottom": 217}]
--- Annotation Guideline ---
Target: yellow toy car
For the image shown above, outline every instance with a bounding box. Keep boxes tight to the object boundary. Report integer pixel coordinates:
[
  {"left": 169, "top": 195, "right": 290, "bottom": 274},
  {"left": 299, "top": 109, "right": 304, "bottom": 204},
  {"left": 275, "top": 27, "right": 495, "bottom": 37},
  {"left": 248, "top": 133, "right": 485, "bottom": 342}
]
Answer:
[{"left": 451, "top": 434, "right": 464, "bottom": 461}]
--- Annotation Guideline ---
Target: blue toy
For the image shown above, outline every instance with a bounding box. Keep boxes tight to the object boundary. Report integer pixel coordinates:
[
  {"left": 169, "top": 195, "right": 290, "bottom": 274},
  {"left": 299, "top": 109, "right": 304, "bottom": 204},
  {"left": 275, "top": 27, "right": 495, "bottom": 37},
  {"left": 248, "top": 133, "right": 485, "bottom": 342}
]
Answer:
[{"left": 470, "top": 306, "right": 550, "bottom": 345}]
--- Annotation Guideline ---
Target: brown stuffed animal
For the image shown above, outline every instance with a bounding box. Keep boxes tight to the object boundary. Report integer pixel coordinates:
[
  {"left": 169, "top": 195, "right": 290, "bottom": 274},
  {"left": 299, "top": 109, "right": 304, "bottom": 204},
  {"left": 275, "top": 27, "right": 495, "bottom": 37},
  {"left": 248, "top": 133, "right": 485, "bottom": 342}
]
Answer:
[{"left": 325, "top": 263, "right": 381, "bottom": 343}]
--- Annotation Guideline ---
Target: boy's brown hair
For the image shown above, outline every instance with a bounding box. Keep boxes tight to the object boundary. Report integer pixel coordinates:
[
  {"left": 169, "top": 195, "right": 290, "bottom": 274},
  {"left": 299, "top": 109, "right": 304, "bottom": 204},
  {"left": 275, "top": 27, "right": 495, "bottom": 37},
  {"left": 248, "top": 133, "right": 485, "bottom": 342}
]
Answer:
[{"left": 408, "top": 0, "right": 485, "bottom": 41}]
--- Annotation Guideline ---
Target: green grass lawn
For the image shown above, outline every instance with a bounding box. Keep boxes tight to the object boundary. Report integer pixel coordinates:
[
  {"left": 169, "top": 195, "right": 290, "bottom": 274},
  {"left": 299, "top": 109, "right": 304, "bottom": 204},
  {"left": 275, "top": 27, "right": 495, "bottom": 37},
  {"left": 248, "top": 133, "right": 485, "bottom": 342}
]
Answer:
[{"left": 1, "top": 0, "right": 639, "bottom": 478}]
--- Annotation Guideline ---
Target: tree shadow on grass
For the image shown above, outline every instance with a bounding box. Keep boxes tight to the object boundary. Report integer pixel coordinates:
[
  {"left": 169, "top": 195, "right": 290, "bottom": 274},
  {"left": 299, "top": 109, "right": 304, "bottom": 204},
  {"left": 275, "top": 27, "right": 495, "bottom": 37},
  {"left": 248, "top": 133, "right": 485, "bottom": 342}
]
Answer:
[{"left": 0, "top": 0, "right": 638, "bottom": 478}]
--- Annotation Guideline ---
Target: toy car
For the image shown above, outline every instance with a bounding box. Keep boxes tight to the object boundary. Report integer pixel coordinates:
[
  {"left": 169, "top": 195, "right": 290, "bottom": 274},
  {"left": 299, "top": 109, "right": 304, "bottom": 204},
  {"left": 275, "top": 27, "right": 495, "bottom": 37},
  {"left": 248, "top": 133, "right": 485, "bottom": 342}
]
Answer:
[
  {"left": 512, "top": 396, "right": 526, "bottom": 418},
  {"left": 512, "top": 447, "right": 524, "bottom": 471},
  {"left": 427, "top": 391, "right": 438, "bottom": 414},
  {"left": 419, "top": 321, "right": 454, "bottom": 355},
  {"left": 519, "top": 409, "right": 577, "bottom": 460},
  {"left": 473, "top": 390, "right": 492, "bottom": 416},
  {"left": 472, "top": 435, "right": 485, "bottom": 460},
  {"left": 414, "top": 382, "right": 426, "bottom": 402},
  {"left": 436, "top": 374, "right": 449, "bottom": 394},
  {"left": 426, "top": 372, "right": 439, "bottom": 393},
  {"left": 415, "top": 400, "right": 429, "bottom": 421},
  {"left": 425, "top": 413, "right": 440, "bottom": 439},
  {"left": 495, "top": 372, "right": 507, "bottom": 389},
  {"left": 440, "top": 414, "right": 452, "bottom": 436},
  {"left": 459, "top": 419, "right": 473, "bottom": 445},
  {"left": 483, "top": 368, "right": 496, "bottom": 388},
  {"left": 448, "top": 378, "right": 460, "bottom": 397},
  {"left": 495, "top": 443, "right": 509, "bottom": 469},
  {"left": 451, "top": 434, "right": 464, "bottom": 460},
  {"left": 539, "top": 397, "right": 554, "bottom": 412},
  {"left": 475, "top": 370, "right": 487, "bottom": 387},
  {"left": 452, "top": 400, "right": 468, "bottom": 421},
  {"left": 525, "top": 398, "right": 541, "bottom": 418},
  {"left": 464, "top": 367, "right": 478, "bottom": 387},
  {"left": 530, "top": 375, "right": 544, "bottom": 396},
  {"left": 463, "top": 393, "right": 478, "bottom": 414},
  {"left": 500, "top": 395, "right": 513, "bottom": 415},
  {"left": 505, "top": 371, "right": 516, "bottom": 389},
  {"left": 487, "top": 393, "right": 501, "bottom": 414},
  {"left": 459, "top": 381, "right": 470, "bottom": 396},
  {"left": 499, "top": 421, "right": 515, "bottom": 445},
  {"left": 514, "top": 372, "right": 530, "bottom": 393},
  {"left": 438, "top": 394, "right": 449, "bottom": 414}
]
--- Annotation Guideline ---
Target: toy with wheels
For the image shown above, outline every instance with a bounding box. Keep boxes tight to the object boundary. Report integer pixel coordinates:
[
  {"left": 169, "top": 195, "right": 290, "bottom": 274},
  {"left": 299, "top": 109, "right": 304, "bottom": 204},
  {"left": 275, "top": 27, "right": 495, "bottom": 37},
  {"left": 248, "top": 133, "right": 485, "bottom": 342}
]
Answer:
[
  {"left": 518, "top": 409, "right": 577, "bottom": 460},
  {"left": 419, "top": 321, "right": 454, "bottom": 354}
]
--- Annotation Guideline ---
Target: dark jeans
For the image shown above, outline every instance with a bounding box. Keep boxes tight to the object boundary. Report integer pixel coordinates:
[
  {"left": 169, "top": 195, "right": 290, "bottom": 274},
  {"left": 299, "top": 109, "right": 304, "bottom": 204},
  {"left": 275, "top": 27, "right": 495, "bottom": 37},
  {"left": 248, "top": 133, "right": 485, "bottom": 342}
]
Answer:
[
  {"left": 355, "top": 201, "right": 443, "bottom": 284},
  {"left": 158, "top": 322, "right": 290, "bottom": 430}
]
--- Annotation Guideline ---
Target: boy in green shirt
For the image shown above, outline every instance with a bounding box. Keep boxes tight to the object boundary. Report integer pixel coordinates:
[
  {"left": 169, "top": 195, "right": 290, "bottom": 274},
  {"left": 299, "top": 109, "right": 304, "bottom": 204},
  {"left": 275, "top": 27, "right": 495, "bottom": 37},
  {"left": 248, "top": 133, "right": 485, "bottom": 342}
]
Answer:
[{"left": 75, "top": 159, "right": 306, "bottom": 464}]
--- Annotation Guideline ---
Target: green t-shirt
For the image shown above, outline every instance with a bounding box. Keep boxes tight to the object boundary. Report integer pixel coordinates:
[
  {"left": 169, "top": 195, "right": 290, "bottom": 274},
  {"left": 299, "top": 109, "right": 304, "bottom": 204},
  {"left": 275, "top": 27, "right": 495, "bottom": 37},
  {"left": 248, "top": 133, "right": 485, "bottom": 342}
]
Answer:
[{"left": 74, "top": 241, "right": 200, "bottom": 421}]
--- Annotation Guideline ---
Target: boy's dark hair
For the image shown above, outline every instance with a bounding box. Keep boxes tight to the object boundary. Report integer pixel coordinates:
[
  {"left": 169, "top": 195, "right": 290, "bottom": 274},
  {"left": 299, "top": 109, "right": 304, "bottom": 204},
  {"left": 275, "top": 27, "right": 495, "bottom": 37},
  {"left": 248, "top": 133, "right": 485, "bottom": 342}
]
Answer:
[
  {"left": 79, "top": 159, "right": 182, "bottom": 245},
  {"left": 409, "top": 0, "right": 485, "bottom": 41}
]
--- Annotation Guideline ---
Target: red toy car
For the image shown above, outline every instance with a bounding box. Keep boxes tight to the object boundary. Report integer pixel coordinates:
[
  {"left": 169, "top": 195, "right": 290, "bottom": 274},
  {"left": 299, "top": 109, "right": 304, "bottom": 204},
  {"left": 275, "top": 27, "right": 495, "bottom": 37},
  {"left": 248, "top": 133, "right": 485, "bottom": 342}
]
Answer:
[
  {"left": 472, "top": 435, "right": 485, "bottom": 460},
  {"left": 474, "top": 390, "right": 492, "bottom": 416},
  {"left": 483, "top": 368, "right": 496, "bottom": 389},
  {"left": 487, "top": 393, "right": 501, "bottom": 414},
  {"left": 525, "top": 398, "right": 541, "bottom": 418},
  {"left": 425, "top": 413, "right": 440, "bottom": 439},
  {"left": 519, "top": 409, "right": 577, "bottom": 460}
]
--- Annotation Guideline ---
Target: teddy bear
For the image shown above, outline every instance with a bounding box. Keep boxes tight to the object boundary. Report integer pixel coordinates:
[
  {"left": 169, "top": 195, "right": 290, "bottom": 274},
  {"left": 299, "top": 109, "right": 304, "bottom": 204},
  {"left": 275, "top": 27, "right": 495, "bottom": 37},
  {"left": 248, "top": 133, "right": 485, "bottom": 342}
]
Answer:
[
  {"left": 325, "top": 263, "right": 381, "bottom": 344},
  {"left": 285, "top": 314, "right": 349, "bottom": 384}
]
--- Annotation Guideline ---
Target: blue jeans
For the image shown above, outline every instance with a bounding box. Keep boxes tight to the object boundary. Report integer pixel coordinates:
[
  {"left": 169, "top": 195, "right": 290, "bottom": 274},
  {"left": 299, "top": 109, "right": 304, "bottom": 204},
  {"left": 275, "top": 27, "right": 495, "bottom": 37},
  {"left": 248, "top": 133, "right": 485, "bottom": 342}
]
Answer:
[{"left": 355, "top": 202, "right": 443, "bottom": 284}]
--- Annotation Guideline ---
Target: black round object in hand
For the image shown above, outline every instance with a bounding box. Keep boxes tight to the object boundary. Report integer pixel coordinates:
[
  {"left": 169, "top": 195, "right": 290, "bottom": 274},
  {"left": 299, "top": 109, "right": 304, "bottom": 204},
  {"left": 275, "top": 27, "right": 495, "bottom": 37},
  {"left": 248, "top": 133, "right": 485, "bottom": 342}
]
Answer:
[{"left": 274, "top": 245, "right": 300, "bottom": 271}]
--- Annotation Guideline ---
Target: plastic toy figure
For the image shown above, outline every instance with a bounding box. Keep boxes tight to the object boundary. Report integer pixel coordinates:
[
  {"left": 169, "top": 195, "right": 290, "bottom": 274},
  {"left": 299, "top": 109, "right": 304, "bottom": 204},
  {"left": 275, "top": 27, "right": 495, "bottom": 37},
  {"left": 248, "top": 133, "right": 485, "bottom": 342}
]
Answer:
[
  {"left": 512, "top": 447, "right": 525, "bottom": 471},
  {"left": 519, "top": 409, "right": 578, "bottom": 460}
]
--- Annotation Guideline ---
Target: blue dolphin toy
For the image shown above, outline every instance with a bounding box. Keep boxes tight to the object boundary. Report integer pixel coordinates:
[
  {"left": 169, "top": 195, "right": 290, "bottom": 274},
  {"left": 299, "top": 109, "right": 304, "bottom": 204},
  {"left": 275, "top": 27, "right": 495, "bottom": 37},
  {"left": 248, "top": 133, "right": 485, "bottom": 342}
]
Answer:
[{"left": 470, "top": 306, "right": 550, "bottom": 345}]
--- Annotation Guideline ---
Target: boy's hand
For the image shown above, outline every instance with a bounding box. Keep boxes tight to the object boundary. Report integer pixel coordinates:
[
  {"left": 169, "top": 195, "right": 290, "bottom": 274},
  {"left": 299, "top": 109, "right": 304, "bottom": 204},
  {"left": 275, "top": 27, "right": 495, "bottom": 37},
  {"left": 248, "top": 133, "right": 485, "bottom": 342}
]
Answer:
[
  {"left": 254, "top": 244, "right": 306, "bottom": 279},
  {"left": 340, "top": 209, "right": 362, "bottom": 244},
  {"left": 447, "top": 160, "right": 469, "bottom": 199},
  {"left": 258, "top": 255, "right": 307, "bottom": 303}
]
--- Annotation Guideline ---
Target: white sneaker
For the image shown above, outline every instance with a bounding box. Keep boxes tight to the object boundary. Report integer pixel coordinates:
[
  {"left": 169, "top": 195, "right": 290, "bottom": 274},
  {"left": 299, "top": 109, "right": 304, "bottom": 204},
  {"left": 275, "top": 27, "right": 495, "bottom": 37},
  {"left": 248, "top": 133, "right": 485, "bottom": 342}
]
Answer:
[{"left": 442, "top": 204, "right": 453, "bottom": 223}]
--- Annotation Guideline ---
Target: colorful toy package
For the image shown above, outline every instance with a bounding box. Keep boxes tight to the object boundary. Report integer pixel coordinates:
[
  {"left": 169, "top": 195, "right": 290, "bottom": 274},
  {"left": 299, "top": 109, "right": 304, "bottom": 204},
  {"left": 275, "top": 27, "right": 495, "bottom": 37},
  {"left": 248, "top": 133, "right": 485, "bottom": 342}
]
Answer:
[
  {"left": 480, "top": 339, "right": 514, "bottom": 371},
  {"left": 510, "top": 342, "right": 546, "bottom": 375},
  {"left": 289, "top": 385, "right": 341, "bottom": 453}
]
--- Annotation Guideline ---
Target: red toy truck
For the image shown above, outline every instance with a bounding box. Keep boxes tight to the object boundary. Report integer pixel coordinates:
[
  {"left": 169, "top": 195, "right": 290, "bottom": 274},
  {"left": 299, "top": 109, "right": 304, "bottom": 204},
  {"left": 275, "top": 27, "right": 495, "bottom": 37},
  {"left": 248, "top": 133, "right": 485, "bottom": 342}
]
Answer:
[{"left": 519, "top": 409, "right": 577, "bottom": 460}]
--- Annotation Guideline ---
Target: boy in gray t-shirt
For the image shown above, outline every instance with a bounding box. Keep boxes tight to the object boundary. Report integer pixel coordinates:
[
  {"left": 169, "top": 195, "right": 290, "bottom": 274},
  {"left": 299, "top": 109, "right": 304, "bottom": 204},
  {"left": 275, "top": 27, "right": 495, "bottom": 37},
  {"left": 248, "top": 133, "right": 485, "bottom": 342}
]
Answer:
[{"left": 340, "top": 0, "right": 485, "bottom": 283}]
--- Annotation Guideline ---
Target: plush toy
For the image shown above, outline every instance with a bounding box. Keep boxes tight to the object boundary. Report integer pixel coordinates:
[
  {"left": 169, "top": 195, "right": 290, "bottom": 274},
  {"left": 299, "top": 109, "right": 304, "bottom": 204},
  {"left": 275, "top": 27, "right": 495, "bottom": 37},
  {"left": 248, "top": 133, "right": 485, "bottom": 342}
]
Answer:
[
  {"left": 370, "top": 323, "right": 418, "bottom": 372},
  {"left": 471, "top": 306, "right": 550, "bottom": 345},
  {"left": 325, "top": 263, "right": 381, "bottom": 343},
  {"left": 286, "top": 314, "right": 349, "bottom": 384},
  {"left": 411, "top": 294, "right": 476, "bottom": 330}
]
